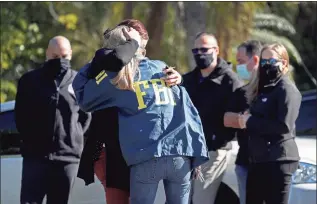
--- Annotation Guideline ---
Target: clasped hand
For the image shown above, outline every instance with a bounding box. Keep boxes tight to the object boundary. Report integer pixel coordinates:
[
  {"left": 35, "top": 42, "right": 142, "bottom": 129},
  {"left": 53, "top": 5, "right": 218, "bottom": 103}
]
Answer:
[{"left": 223, "top": 111, "right": 251, "bottom": 129}]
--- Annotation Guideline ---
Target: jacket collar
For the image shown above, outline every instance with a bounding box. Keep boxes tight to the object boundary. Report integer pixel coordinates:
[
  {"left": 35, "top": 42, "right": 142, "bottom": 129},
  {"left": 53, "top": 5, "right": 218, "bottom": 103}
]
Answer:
[
  {"left": 59, "top": 68, "right": 73, "bottom": 86},
  {"left": 259, "top": 74, "right": 289, "bottom": 94},
  {"left": 192, "top": 58, "right": 232, "bottom": 85},
  {"left": 42, "top": 64, "right": 73, "bottom": 87}
]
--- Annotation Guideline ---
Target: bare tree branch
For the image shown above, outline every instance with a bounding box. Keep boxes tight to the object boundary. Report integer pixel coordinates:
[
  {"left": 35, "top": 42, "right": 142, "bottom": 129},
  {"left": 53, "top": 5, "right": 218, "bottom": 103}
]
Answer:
[{"left": 48, "top": 2, "right": 60, "bottom": 22}]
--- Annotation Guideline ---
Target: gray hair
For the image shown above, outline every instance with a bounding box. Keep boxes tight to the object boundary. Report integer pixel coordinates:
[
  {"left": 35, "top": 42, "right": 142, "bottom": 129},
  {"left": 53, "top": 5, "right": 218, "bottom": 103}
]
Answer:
[
  {"left": 103, "top": 25, "right": 127, "bottom": 48},
  {"left": 103, "top": 25, "right": 143, "bottom": 91}
]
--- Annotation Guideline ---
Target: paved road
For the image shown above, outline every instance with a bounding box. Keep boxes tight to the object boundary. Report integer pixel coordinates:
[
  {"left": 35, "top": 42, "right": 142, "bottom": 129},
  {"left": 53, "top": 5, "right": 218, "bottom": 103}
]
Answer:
[
  {"left": 1, "top": 151, "right": 240, "bottom": 204},
  {"left": 1, "top": 156, "right": 169, "bottom": 204}
]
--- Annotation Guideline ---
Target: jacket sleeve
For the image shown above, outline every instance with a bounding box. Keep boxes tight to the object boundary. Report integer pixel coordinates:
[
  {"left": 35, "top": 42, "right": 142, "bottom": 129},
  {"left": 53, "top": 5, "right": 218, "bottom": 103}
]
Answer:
[
  {"left": 14, "top": 75, "right": 30, "bottom": 135},
  {"left": 223, "top": 75, "right": 245, "bottom": 142},
  {"left": 79, "top": 111, "right": 91, "bottom": 134},
  {"left": 246, "top": 87, "right": 302, "bottom": 135},
  {"left": 88, "top": 39, "right": 139, "bottom": 78},
  {"left": 72, "top": 63, "right": 120, "bottom": 113}
]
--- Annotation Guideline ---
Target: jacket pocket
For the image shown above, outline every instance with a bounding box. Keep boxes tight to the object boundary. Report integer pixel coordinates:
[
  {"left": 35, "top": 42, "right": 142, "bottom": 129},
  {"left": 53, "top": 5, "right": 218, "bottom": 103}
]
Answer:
[{"left": 248, "top": 136, "right": 270, "bottom": 162}]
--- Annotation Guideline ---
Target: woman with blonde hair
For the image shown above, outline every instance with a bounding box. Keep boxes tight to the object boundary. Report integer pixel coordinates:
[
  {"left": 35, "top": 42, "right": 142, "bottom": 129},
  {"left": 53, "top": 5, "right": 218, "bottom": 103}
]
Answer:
[
  {"left": 226, "top": 43, "right": 301, "bottom": 204},
  {"left": 77, "top": 19, "right": 183, "bottom": 204},
  {"left": 73, "top": 25, "right": 209, "bottom": 204}
]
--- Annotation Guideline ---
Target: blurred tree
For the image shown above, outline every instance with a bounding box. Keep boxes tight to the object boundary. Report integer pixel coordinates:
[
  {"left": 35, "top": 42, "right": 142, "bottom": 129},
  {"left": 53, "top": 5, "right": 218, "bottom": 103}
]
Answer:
[
  {"left": 124, "top": 2, "right": 134, "bottom": 19},
  {"left": 146, "top": 2, "right": 168, "bottom": 59},
  {"left": 0, "top": 2, "right": 48, "bottom": 102},
  {"left": 53, "top": 2, "right": 118, "bottom": 69},
  {"left": 209, "top": 2, "right": 265, "bottom": 64},
  {"left": 0, "top": 2, "right": 115, "bottom": 101},
  {"left": 264, "top": 2, "right": 316, "bottom": 90},
  {"left": 1, "top": 1, "right": 316, "bottom": 103},
  {"left": 160, "top": 2, "right": 187, "bottom": 73},
  {"left": 175, "top": 2, "right": 265, "bottom": 71},
  {"left": 293, "top": 2, "right": 317, "bottom": 90},
  {"left": 181, "top": 2, "right": 207, "bottom": 70}
]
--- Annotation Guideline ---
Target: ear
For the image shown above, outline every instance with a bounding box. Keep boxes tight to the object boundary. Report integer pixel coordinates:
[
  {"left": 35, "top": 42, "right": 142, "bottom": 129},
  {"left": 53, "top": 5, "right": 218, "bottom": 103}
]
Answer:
[
  {"left": 281, "top": 59, "right": 288, "bottom": 73},
  {"left": 253, "top": 55, "right": 260, "bottom": 66},
  {"left": 68, "top": 49, "right": 73, "bottom": 60},
  {"left": 215, "top": 47, "right": 219, "bottom": 55}
]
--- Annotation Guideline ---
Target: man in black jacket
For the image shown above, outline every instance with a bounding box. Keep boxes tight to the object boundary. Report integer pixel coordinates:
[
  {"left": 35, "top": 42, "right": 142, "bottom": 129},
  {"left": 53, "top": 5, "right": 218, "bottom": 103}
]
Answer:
[
  {"left": 182, "top": 32, "right": 243, "bottom": 204},
  {"left": 15, "top": 36, "right": 91, "bottom": 204},
  {"left": 224, "top": 40, "right": 263, "bottom": 204}
]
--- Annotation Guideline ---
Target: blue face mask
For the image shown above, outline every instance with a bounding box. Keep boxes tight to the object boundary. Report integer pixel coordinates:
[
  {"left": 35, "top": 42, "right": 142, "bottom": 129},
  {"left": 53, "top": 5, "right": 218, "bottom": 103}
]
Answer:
[{"left": 236, "top": 64, "right": 251, "bottom": 80}]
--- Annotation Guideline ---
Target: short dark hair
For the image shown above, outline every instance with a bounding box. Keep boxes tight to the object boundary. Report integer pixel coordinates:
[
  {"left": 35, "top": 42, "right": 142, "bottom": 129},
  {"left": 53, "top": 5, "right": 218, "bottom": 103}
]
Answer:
[
  {"left": 194, "top": 32, "right": 218, "bottom": 46},
  {"left": 238, "top": 40, "right": 263, "bottom": 58}
]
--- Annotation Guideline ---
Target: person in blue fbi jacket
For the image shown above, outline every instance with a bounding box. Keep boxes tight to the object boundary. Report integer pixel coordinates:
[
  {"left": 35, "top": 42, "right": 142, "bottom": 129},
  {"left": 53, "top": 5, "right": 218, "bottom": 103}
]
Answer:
[{"left": 72, "top": 25, "right": 209, "bottom": 204}]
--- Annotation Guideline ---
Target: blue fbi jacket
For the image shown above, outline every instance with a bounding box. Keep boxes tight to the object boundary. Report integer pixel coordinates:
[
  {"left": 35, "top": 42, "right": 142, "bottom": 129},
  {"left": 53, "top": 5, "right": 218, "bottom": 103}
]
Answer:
[{"left": 73, "top": 59, "right": 209, "bottom": 168}]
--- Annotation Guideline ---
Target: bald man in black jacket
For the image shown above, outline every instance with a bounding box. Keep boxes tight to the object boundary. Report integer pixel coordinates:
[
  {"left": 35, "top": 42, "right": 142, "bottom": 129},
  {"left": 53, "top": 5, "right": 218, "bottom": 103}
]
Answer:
[{"left": 15, "top": 36, "right": 91, "bottom": 204}]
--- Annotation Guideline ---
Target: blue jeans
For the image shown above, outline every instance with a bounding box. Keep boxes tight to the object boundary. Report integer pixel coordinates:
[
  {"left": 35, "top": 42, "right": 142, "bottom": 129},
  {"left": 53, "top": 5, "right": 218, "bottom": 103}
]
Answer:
[
  {"left": 130, "top": 156, "right": 192, "bottom": 204},
  {"left": 235, "top": 165, "right": 248, "bottom": 204}
]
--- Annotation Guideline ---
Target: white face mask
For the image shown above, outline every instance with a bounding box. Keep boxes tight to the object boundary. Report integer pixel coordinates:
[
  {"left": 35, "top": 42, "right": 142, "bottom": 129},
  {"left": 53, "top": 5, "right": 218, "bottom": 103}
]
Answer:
[{"left": 236, "top": 64, "right": 251, "bottom": 80}]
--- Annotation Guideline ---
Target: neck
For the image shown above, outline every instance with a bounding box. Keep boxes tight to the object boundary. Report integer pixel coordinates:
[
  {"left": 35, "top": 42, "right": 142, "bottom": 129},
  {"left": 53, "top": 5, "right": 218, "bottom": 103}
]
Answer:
[{"left": 200, "top": 61, "right": 217, "bottom": 77}]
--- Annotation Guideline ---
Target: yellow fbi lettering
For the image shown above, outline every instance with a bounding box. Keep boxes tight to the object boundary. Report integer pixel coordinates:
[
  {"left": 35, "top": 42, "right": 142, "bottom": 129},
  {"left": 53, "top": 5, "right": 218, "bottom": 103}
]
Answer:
[
  {"left": 95, "top": 70, "right": 108, "bottom": 85},
  {"left": 134, "top": 79, "right": 176, "bottom": 110}
]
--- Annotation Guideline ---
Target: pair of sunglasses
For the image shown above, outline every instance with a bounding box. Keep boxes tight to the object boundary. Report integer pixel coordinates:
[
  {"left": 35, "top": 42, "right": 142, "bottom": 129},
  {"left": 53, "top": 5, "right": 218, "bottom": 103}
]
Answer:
[
  {"left": 260, "top": 58, "right": 281, "bottom": 67},
  {"left": 191, "top": 47, "right": 215, "bottom": 55}
]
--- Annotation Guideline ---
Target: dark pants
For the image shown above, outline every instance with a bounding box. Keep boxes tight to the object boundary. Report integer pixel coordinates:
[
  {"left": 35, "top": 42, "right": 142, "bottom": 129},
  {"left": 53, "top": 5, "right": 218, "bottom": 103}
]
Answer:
[
  {"left": 20, "top": 158, "right": 79, "bottom": 204},
  {"left": 106, "top": 144, "right": 130, "bottom": 192},
  {"left": 246, "top": 161, "right": 299, "bottom": 204}
]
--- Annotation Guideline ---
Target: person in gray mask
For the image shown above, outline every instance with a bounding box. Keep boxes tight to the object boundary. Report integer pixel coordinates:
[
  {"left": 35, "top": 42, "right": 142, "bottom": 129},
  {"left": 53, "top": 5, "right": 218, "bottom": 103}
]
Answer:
[
  {"left": 182, "top": 32, "right": 244, "bottom": 204},
  {"left": 15, "top": 36, "right": 91, "bottom": 204}
]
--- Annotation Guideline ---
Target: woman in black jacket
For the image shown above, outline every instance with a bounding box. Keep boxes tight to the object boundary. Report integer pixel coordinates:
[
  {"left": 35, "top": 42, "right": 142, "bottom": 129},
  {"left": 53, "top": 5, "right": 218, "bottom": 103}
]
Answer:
[{"left": 225, "top": 43, "right": 301, "bottom": 204}]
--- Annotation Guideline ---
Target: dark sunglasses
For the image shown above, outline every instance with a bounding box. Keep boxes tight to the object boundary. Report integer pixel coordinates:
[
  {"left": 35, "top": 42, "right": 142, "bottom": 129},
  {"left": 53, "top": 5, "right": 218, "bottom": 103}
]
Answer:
[
  {"left": 260, "top": 58, "right": 280, "bottom": 67},
  {"left": 192, "top": 47, "right": 215, "bottom": 55}
]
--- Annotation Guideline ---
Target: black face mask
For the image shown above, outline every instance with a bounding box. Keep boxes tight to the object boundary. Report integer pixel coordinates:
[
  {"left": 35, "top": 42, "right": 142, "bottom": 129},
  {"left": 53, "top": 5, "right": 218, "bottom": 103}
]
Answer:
[
  {"left": 259, "top": 63, "right": 283, "bottom": 88},
  {"left": 45, "top": 58, "right": 71, "bottom": 77},
  {"left": 194, "top": 53, "right": 214, "bottom": 70}
]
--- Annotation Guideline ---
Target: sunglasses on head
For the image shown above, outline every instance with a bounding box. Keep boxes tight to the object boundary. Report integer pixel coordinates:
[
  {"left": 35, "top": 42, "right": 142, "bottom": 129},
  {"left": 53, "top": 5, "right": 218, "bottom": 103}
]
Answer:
[
  {"left": 192, "top": 47, "right": 215, "bottom": 55},
  {"left": 260, "top": 58, "right": 281, "bottom": 67}
]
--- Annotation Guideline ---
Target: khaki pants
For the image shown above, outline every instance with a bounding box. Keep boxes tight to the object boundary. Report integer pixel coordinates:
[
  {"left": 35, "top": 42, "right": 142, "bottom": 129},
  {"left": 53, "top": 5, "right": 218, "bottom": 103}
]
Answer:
[{"left": 191, "top": 149, "right": 230, "bottom": 204}]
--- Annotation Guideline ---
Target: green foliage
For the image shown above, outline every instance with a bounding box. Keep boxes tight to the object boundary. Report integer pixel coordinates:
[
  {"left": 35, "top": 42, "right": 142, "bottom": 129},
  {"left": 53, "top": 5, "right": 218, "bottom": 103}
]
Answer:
[
  {"left": 1, "top": 4, "right": 43, "bottom": 70},
  {"left": 266, "top": 2, "right": 299, "bottom": 23},
  {"left": 254, "top": 13, "right": 296, "bottom": 35},
  {"left": 207, "top": 2, "right": 266, "bottom": 62},
  {"left": 0, "top": 2, "right": 315, "bottom": 103},
  {"left": 58, "top": 14, "right": 78, "bottom": 30},
  {"left": 251, "top": 29, "right": 302, "bottom": 64},
  {"left": 0, "top": 80, "right": 17, "bottom": 103},
  {"left": 160, "top": 3, "right": 188, "bottom": 73}
]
